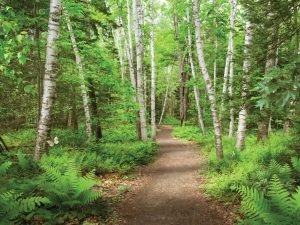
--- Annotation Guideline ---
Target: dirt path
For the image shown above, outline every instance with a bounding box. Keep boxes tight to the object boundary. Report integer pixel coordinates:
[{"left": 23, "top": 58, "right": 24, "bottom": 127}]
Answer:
[{"left": 116, "top": 126, "right": 232, "bottom": 225}]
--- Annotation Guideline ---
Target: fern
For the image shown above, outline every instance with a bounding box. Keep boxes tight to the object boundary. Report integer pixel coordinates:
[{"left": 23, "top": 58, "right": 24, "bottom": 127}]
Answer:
[
  {"left": 236, "top": 175, "right": 300, "bottom": 225},
  {"left": 0, "top": 161, "right": 12, "bottom": 176},
  {"left": 0, "top": 191, "right": 50, "bottom": 224},
  {"left": 39, "top": 160, "right": 102, "bottom": 209},
  {"left": 291, "top": 157, "right": 300, "bottom": 173}
]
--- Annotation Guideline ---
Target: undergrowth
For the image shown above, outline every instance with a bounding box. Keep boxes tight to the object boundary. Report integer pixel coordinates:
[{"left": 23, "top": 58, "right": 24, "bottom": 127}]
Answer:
[
  {"left": 173, "top": 126, "right": 299, "bottom": 224},
  {"left": 0, "top": 124, "right": 157, "bottom": 224}
]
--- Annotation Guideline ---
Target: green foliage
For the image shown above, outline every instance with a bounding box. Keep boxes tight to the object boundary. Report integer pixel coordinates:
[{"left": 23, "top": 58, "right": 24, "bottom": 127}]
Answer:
[
  {"left": 235, "top": 176, "right": 300, "bottom": 225},
  {"left": 37, "top": 159, "right": 102, "bottom": 223},
  {"left": 0, "top": 161, "right": 12, "bottom": 176},
  {"left": 0, "top": 191, "right": 50, "bottom": 225}
]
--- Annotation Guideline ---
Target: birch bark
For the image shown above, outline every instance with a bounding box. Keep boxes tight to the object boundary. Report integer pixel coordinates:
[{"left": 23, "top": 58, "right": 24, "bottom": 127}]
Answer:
[
  {"left": 65, "top": 11, "right": 92, "bottom": 142},
  {"left": 220, "top": 0, "right": 237, "bottom": 121},
  {"left": 236, "top": 21, "right": 253, "bottom": 150},
  {"left": 134, "top": 0, "right": 147, "bottom": 140},
  {"left": 150, "top": 0, "right": 156, "bottom": 139},
  {"left": 34, "top": 0, "right": 62, "bottom": 160},
  {"left": 187, "top": 8, "right": 205, "bottom": 133},
  {"left": 192, "top": 0, "right": 223, "bottom": 159}
]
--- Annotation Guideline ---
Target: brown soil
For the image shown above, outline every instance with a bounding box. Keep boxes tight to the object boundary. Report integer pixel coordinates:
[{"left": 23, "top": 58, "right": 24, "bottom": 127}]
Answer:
[{"left": 116, "top": 125, "right": 233, "bottom": 225}]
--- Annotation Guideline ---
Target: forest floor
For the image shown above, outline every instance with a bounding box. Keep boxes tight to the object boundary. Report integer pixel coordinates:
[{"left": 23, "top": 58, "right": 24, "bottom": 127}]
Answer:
[{"left": 113, "top": 125, "right": 233, "bottom": 225}]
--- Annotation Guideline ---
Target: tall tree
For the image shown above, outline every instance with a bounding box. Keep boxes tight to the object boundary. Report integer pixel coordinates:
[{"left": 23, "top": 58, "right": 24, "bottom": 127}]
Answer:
[
  {"left": 133, "top": 0, "right": 147, "bottom": 140},
  {"left": 236, "top": 21, "right": 253, "bottom": 150},
  {"left": 187, "top": 8, "right": 205, "bottom": 133},
  {"left": 65, "top": 11, "right": 92, "bottom": 142},
  {"left": 228, "top": 0, "right": 237, "bottom": 137},
  {"left": 150, "top": 0, "right": 156, "bottom": 140},
  {"left": 192, "top": 0, "right": 223, "bottom": 159},
  {"left": 34, "top": 0, "right": 62, "bottom": 160},
  {"left": 220, "top": 0, "right": 237, "bottom": 122}
]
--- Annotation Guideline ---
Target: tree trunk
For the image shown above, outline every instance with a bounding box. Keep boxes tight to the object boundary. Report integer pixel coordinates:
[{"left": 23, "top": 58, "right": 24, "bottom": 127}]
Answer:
[
  {"left": 120, "top": 17, "right": 136, "bottom": 90},
  {"left": 87, "top": 78, "right": 102, "bottom": 142},
  {"left": 236, "top": 21, "right": 253, "bottom": 150},
  {"left": 257, "top": 3, "right": 278, "bottom": 142},
  {"left": 192, "top": 0, "right": 223, "bottom": 159},
  {"left": 150, "top": 0, "right": 156, "bottom": 140},
  {"left": 159, "top": 66, "right": 172, "bottom": 125},
  {"left": 220, "top": 0, "right": 237, "bottom": 121},
  {"left": 114, "top": 29, "right": 125, "bottom": 81},
  {"left": 134, "top": 0, "right": 147, "bottom": 141},
  {"left": 127, "top": 0, "right": 134, "bottom": 61},
  {"left": 34, "top": 0, "right": 62, "bottom": 160},
  {"left": 65, "top": 11, "right": 92, "bottom": 142},
  {"left": 228, "top": 0, "right": 237, "bottom": 137},
  {"left": 213, "top": 37, "right": 218, "bottom": 93},
  {"left": 187, "top": 8, "right": 205, "bottom": 133},
  {"left": 180, "top": 71, "right": 189, "bottom": 126}
]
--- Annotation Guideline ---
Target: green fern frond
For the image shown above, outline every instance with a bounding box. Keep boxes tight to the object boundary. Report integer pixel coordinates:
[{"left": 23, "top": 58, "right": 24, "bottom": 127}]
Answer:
[
  {"left": 235, "top": 185, "right": 271, "bottom": 220},
  {"left": 291, "top": 157, "right": 300, "bottom": 173},
  {"left": 18, "top": 196, "right": 50, "bottom": 212},
  {"left": 0, "top": 161, "right": 13, "bottom": 176},
  {"left": 268, "top": 176, "right": 292, "bottom": 216}
]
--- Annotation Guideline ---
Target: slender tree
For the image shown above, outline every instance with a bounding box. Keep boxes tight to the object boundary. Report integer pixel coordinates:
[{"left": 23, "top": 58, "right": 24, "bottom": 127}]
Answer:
[
  {"left": 150, "top": 0, "right": 156, "bottom": 139},
  {"left": 65, "top": 11, "right": 92, "bottom": 142},
  {"left": 228, "top": 0, "right": 237, "bottom": 137},
  {"left": 187, "top": 8, "right": 205, "bottom": 133},
  {"left": 192, "top": 0, "right": 223, "bottom": 159},
  {"left": 236, "top": 21, "right": 253, "bottom": 150},
  {"left": 220, "top": 0, "right": 237, "bottom": 123},
  {"left": 134, "top": 0, "right": 147, "bottom": 140},
  {"left": 34, "top": 0, "right": 62, "bottom": 160}
]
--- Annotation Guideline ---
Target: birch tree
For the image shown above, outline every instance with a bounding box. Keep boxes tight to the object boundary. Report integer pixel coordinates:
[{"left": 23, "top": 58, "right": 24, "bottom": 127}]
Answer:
[
  {"left": 220, "top": 0, "right": 237, "bottom": 122},
  {"left": 134, "top": 0, "right": 147, "bottom": 140},
  {"left": 187, "top": 8, "right": 205, "bottom": 133},
  {"left": 228, "top": 0, "right": 237, "bottom": 137},
  {"left": 65, "top": 11, "right": 92, "bottom": 142},
  {"left": 34, "top": 0, "right": 62, "bottom": 160},
  {"left": 236, "top": 21, "right": 253, "bottom": 150},
  {"left": 192, "top": 0, "right": 223, "bottom": 159},
  {"left": 150, "top": 0, "right": 156, "bottom": 139}
]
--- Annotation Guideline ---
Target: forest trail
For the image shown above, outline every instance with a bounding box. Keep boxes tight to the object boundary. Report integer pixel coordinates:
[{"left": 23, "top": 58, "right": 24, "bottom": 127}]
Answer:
[{"left": 117, "top": 126, "right": 231, "bottom": 225}]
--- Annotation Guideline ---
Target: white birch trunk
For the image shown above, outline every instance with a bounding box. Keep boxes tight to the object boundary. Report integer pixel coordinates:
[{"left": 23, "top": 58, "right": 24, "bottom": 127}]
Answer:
[
  {"left": 192, "top": 0, "right": 223, "bottom": 159},
  {"left": 150, "top": 0, "right": 156, "bottom": 139},
  {"left": 120, "top": 17, "right": 136, "bottom": 90},
  {"left": 114, "top": 29, "right": 125, "bottom": 81},
  {"left": 236, "top": 21, "right": 253, "bottom": 150},
  {"left": 213, "top": 37, "right": 218, "bottom": 92},
  {"left": 34, "top": 0, "right": 62, "bottom": 160},
  {"left": 65, "top": 11, "right": 92, "bottom": 142},
  {"left": 220, "top": 0, "right": 237, "bottom": 119},
  {"left": 127, "top": 0, "right": 134, "bottom": 60},
  {"left": 159, "top": 66, "right": 172, "bottom": 125},
  {"left": 187, "top": 8, "right": 205, "bottom": 133},
  {"left": 134, "top": 0, "right": 147, "bottom": 140}
]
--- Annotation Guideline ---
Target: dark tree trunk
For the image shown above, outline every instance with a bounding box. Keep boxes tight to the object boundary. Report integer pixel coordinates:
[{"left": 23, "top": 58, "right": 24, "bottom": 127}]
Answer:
[
  {"left": 87, "top": 78, "right": 102, "bottom": 142},
  {"left": 180, "top": 70, "right": 189, "bottom": 126}
]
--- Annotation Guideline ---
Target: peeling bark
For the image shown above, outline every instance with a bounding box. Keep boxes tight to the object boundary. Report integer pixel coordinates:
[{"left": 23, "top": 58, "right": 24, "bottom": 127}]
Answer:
[
  {"left": 192, "top": 0, "right": 223, "bottom": 159},
  {"left": 134, "top": 0, "right": 147, "bottom": 141},
  {"left": 34, "top": 0, "right": 62, "bottom": 160},
  {"left": 236, "top": 21, "right": 253, "bottom": 150},
  {"left": 150, "top": 0, "right": 156, "bottom": 140},
  {"left": 65, "top": 11, "right": 92, "bottom": 142},
  {"left": 187, "top": 8, "right": 205, "bottom": 133}
]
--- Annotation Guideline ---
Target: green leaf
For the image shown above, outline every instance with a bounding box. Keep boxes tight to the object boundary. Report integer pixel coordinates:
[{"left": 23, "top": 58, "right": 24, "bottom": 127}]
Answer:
[
  {"left": 2, "top": 21, "right": 12, "bottom": 34},
  {"left": 24, "top": 85, "right": 33, "bottom": 93},
  {"left": 18, "top": 55, "right": 27, "bottom": 65}
]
